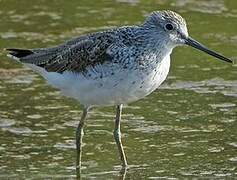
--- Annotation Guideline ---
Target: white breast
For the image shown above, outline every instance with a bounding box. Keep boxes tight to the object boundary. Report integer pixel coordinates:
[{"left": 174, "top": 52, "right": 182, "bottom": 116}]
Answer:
[
  {"left": 124, "top": 54, "right": 171, "bottom": 103},
  {"left": 25, "top": 53, "right": 171, "bottom": 107}
]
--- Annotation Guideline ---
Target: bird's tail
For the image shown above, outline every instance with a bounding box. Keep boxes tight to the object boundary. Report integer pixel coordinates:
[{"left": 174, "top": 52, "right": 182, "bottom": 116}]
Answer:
[
  {"left": 6, "top": 48, "right": 34, "bottom": 61},
  {"left": 6, "top": 47, "right": 58, "bottom": 67},
  {"left": 6, "top": 48, "right": 56, "bottom": 78}
]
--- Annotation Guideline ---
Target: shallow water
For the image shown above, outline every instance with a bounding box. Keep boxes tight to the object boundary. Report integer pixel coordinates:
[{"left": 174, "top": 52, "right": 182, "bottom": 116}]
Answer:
[{"left": 0, "top": 0, "right": 237, "bottom": 179}]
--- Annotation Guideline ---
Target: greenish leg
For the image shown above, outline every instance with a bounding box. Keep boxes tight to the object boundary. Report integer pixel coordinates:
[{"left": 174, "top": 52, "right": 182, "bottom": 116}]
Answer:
[
  {"left": 76, "top": 107, "right": 89, "bottom": 169},
  {"left": 114, "top": 104, "right": 128, "bottom": 167}
]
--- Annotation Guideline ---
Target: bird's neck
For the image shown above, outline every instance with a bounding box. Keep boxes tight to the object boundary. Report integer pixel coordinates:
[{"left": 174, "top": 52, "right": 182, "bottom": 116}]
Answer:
[
  {"left": 129, "top": 27, "right": 173, "bottom": 70},
  {"left": 135, "top": 26, "right": 174, "bottom": 55}
]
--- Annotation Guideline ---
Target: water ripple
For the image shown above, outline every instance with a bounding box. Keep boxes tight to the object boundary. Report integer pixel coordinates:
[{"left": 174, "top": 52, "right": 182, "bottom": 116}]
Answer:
[
  {"left": 0, "top": 118, "right": 15, "bottom": 127},
  {"left": 172, "top": 0, "right": 228, "bottom": 14},
  {"left": 161, "top": 78, "right": 237, "bottom": 97}
]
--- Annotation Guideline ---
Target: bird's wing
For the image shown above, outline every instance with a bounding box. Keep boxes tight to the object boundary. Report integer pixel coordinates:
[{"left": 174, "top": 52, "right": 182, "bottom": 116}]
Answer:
[
  {"left": 7, "top": 31, "right": 123, "bottom": 74},
  {"left": 39, "top": 38, "right": 112, "bottom": 73}
]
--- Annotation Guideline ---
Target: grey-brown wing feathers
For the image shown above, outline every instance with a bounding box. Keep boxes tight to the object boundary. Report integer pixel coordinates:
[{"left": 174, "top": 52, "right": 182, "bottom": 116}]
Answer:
[{"left": 6, "top": 32, "right": 115, "bottom": 74}]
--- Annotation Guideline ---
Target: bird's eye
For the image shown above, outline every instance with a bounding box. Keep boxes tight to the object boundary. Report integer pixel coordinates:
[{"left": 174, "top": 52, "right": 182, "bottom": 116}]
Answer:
[{"left": 165, "top": 23, "right": 174, "bottom": 31}]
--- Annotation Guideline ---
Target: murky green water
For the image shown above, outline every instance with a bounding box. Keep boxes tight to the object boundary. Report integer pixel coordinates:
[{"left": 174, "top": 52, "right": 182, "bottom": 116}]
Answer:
[{"left": 0, "top": 0, "right": 237, "bottom": 179}]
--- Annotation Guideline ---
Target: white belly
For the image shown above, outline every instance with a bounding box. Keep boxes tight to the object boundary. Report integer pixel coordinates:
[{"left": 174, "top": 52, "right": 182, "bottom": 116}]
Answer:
[{"left": 27, "top": 55, "right": 170, "bottom": 107}]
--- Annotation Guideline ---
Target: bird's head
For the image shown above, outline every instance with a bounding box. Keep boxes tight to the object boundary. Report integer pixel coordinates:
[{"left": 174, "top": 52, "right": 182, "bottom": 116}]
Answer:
[{"left": 143, "top": 10, "right": 232, "bottom": 63}]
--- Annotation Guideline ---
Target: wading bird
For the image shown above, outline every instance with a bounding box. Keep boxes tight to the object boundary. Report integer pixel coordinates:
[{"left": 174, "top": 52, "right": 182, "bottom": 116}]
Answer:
[{"left": 6, "top": 10, "right": 232, "bottom": 168}]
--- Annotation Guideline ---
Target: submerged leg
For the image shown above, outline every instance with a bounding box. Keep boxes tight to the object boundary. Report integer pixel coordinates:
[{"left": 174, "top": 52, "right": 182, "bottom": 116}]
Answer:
[
  {"left": 76, "top": 107, "right": 89, "bottom": 168},
  {"left": 114, "top": 104, "right": 128, "bottom": 167}
]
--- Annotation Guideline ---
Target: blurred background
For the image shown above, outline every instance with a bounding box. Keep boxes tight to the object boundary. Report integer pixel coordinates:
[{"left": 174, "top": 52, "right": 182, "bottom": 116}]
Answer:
[{"left": 0, "top": 0, "right": 236, "bottom": 179}]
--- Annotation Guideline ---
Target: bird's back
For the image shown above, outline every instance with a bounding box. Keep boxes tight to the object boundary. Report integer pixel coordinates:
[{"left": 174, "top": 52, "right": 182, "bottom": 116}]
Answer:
[{"left": 7, "top": 26, "right": 141, "bottom": 74}]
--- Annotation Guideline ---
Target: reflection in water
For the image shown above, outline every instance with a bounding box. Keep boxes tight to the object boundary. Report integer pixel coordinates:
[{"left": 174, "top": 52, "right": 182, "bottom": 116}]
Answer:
[
  {"left": 76, "top": 166, "right": 127, "bottom": 179},
  {"left": 0, "top": 0, "right": 236, "bottom": 179},
  {"left": 119, "top": 167, "right": 127, "bottom": 180},
  {"left": 76, "top": 166, "right": 81, "bottom": 179}
]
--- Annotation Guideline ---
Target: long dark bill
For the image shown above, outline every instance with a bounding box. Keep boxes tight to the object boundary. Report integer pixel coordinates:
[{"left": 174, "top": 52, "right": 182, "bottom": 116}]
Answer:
[{"left": 185, "top": 37, "right": 232, "bottom": 63}]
